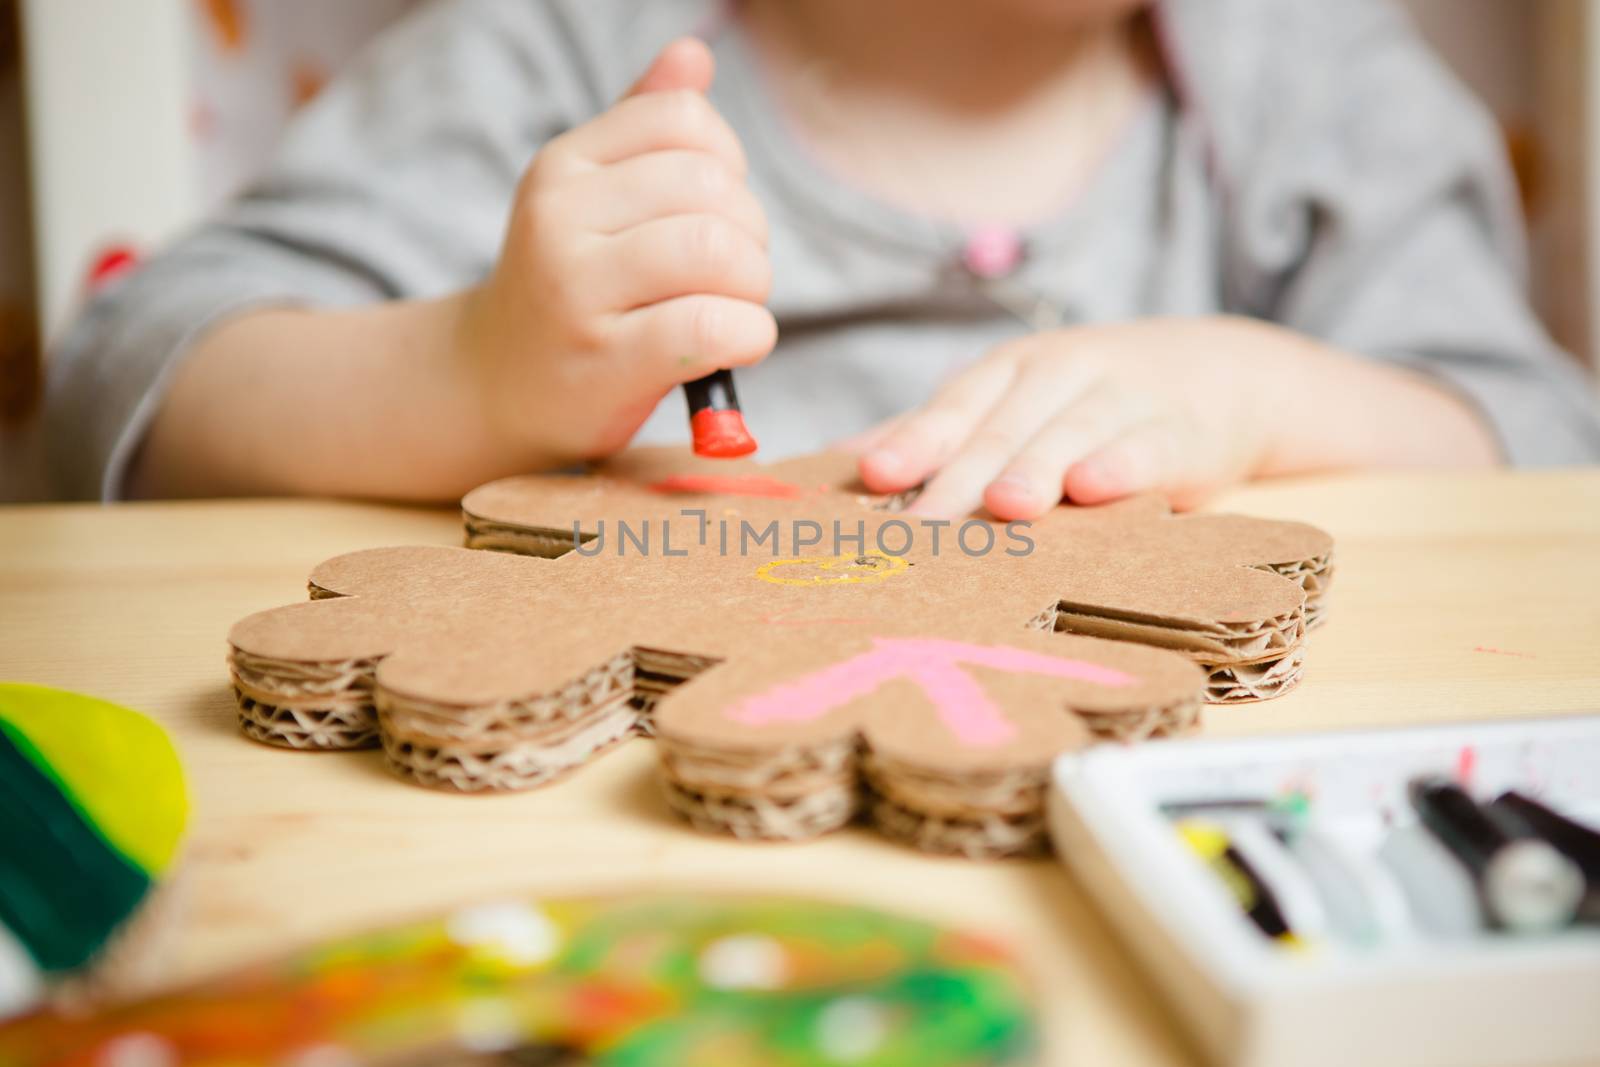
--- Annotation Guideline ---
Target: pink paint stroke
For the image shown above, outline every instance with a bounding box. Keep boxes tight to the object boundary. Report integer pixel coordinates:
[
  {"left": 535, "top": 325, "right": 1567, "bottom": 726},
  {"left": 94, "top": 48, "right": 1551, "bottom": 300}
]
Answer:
[
  {"left": 727, "top": 637, "right": 1137, "bottom": 748},
  {"left": 1473, "top": 646, "right": 1536, "bottom": 660}
]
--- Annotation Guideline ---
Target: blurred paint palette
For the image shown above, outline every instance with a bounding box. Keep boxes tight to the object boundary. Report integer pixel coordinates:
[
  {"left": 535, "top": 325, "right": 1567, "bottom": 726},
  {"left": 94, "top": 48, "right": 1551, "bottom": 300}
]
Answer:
[{"left": 0, "top": 895, "right": 1038, "bottom": 1067}]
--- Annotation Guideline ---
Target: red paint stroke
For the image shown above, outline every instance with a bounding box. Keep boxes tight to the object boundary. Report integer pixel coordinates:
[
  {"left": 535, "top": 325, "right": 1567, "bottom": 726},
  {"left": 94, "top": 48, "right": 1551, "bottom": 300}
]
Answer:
[
  {"left": 649, "top": 474, "right": 806, "bottom": 500},
  {"left": 1456, "top": 745, "right": 1477, "bottom": 789},
  {"left": 728, "top": 636, "right": 1137, "bottom": 747},
  {"left": 690, "top": 408, "right": 758, "bottom": 458},
  {"left": 87, "top": 245, "right": 141, "bottom": 291},
  {"left": 1473, "top": 646, "right": 1536, "bottom": 660}
]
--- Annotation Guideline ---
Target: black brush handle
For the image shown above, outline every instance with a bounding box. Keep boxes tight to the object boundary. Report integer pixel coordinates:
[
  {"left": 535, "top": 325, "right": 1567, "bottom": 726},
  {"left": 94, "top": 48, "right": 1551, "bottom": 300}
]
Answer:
[{"left": 683, "top": 369, "right": 741, "bottom": 416}]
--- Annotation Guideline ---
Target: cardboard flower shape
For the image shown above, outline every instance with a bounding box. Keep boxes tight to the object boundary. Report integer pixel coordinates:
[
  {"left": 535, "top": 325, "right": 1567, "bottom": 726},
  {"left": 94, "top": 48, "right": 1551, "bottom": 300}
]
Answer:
[
  {"left": 228, "top": 449, "right": 1332, "bottom": 855},
  {"left": 229, "top": 533, "right": 1203, "bottom": 857}
]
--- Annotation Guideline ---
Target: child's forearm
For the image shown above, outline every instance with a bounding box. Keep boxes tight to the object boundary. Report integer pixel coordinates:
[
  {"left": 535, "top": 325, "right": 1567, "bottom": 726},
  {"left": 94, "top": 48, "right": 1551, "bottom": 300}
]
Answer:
[
  {"left": 127, "top": 294, "right": 539, "bottom": 501},
  {"left": 1241, "top": 318, "right": 1503, "bottom": 477}
]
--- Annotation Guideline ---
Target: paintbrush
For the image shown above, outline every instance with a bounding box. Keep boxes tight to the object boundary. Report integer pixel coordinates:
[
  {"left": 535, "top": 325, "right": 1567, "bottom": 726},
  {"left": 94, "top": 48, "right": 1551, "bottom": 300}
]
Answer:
[{"left": 684, "top": 368, "right": 757, "bottom": 458}]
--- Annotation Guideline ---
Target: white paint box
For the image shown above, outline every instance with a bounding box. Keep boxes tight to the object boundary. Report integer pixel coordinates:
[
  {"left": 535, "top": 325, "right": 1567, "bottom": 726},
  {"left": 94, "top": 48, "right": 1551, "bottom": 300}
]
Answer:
[{"left": 1049, "top": 715, "right": 1600, "bottom": 1067}]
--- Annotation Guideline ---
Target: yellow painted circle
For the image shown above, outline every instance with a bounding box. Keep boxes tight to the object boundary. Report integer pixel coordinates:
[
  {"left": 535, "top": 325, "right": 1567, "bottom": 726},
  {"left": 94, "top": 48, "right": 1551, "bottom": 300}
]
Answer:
[{"left": 755, "top": 552, "right": 911, "bottom": 588}]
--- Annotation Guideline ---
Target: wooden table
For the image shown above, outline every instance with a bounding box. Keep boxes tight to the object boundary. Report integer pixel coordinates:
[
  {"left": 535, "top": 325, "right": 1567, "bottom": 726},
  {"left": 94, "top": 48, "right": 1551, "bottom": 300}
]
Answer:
[{"left": 3, "top": 470, "right": 1599, "bottom": 1065}]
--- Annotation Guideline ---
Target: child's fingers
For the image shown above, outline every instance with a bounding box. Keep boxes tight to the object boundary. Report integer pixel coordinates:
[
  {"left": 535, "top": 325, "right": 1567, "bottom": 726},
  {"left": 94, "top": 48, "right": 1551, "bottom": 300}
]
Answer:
[
  {"left": 580, "top": 151, "right": 768, "bottom": 244},
  {"left": 548, "top": 90, "right": 749, "bottom": 176},
  {"left": 610, "top": 295, "right": 777, "bottom": 386},
  {"left": 982, "top": 384, "right": 1142, "bottom": 520},
  {"left": 599, "top": 214, "right": 771, "bottom": 309},
  {"left": 625, "top": 37, "right": 715, "bottom": 98},
  {"left": 905, "top": 363, "right": 1096, "bottom": 519},
  {"left": 1064, "top": 420, "right": 1198, "bottom": 508},
  {"left": 859, "top": 357, "right": 1017, "bottom": 493}
]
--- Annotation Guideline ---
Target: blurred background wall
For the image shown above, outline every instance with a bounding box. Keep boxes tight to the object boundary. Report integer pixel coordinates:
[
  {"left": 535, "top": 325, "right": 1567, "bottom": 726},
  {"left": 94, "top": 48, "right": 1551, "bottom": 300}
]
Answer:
[
  {"left": 1, "top": 0, "right": 419, "bottom": 500},
  {"left": 1, "top": 0, "right": 1598, "bottom": 502},
  {"left": 1404, "top": 0, "right": 1594, "bottom": 388}
]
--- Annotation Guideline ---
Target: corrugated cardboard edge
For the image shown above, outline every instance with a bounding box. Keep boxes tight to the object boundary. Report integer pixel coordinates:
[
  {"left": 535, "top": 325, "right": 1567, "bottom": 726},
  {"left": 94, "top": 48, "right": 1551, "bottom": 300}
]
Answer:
[{"left": 652, "top": 630, "right": 1206, "bottom": 858}]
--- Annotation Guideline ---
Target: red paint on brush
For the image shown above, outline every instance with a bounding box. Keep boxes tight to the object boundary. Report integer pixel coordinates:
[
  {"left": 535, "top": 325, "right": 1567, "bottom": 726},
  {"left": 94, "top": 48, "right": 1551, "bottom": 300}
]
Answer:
[
  {"left": 690, "top": 408, "right": 758, "bottom": 459},
  {"left": 650, "top": 473, "right": 805, "bottom": 500}
]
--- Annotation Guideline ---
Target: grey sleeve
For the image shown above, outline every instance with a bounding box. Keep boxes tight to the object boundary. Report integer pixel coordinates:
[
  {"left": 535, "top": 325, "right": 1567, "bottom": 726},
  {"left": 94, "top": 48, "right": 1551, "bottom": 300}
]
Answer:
[
  {"left": 42, "top": 0, "right": 599, "bottom": 500},
  {"left": 1217, "top": 0, "right": 1600, "bottom": 465}
]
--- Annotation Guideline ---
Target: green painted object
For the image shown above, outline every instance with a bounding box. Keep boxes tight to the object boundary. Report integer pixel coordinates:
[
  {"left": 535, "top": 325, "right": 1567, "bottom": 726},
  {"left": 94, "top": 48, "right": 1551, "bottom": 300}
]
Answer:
[
  {"left": 0, "top": 685, "right": 188, "bottom": 1010},
  {"left": 3, "top": 895, "right": 1038, "bottom": 1066}
]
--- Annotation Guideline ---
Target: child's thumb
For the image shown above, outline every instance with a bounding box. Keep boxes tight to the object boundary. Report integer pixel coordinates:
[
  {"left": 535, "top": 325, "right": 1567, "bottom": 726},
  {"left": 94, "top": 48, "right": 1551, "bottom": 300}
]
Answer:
[{"left": 625, "top": 37, "right": 715, "bottom": 99}]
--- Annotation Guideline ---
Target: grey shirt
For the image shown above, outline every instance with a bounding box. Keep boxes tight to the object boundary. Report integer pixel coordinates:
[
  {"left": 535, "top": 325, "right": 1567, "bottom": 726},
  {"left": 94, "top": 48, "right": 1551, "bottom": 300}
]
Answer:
[{"left": 43, "top": 0, "right": 1600, "bottom": 499}]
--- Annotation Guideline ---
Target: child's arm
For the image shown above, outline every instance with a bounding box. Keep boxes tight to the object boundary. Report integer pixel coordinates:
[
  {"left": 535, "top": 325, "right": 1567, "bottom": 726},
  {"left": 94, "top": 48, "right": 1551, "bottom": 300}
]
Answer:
[
  {"left": 132, "top": 39, "right": 770, "bottom": 500},
  {"left": 43, "top": 3, "right": 771, "bottom": 503},
  {"left": 129, "top": 38, "right": 771, "bottom": 501},
  {"left": 863, "top": 0, "right": 1600, "bottom": 519}
]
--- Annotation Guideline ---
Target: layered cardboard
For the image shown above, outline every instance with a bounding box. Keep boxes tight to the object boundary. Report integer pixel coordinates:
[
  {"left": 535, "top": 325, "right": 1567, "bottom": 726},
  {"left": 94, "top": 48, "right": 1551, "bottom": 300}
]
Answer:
[
  {"left": 228, "top": 552, "right": 1203, "bottom": 856},
  {"left": 228, "top": 449, "right": 1332, "bottom": 857}
]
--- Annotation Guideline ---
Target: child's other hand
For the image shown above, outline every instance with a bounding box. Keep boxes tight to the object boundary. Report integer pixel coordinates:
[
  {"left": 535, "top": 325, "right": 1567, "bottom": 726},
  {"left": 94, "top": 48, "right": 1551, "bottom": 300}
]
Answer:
[
  {"left": 462, "top": 38, "right": 775, "bottom": 464},
  {"left": 857, "top": 318, "right": 1299, "bottom": 520}
]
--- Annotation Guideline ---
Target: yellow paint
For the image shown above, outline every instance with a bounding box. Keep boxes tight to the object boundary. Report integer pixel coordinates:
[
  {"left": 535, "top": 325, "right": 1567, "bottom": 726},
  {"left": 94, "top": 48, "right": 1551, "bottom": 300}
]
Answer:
[
  {"left": 1176, "top": 819, "right": 1307, "bottom": 949},
  {"left": 1176, "top": 819, "right": 1260, "bottom": 915},
  {"left": 755, "top": 553, "right": 911, "bottom": 588},
  {"left": 1176, "top": 820, "right": 1229, "bottom": 860},
  {"left": 0, "top": 684, "right": 187, "bottom": 875}
]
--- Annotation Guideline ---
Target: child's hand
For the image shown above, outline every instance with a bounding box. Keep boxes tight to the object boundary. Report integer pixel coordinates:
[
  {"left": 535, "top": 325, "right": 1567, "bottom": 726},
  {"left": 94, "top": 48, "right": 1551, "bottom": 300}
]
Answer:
[
  {"left": 856, "top": 319, "right": 1284, "bottom": 519},
  {"left": 461, "top": 38, "right": 775, "bottom": 463},
  {"left": 858, "top": 316, "right": 1499, "bottom": 520}
]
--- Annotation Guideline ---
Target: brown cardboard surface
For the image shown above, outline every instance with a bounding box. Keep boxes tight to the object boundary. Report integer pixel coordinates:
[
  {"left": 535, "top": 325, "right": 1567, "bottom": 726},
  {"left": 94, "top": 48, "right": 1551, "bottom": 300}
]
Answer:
[
  {"left": 653, "top": 628, "right": 1200, "bottom": 771},
  {"left": 227, "top": 449, "right": 1330, "bottom": 855},
  {"left": 463, "top": 450, "right": 1335, "bottom": 676}
]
